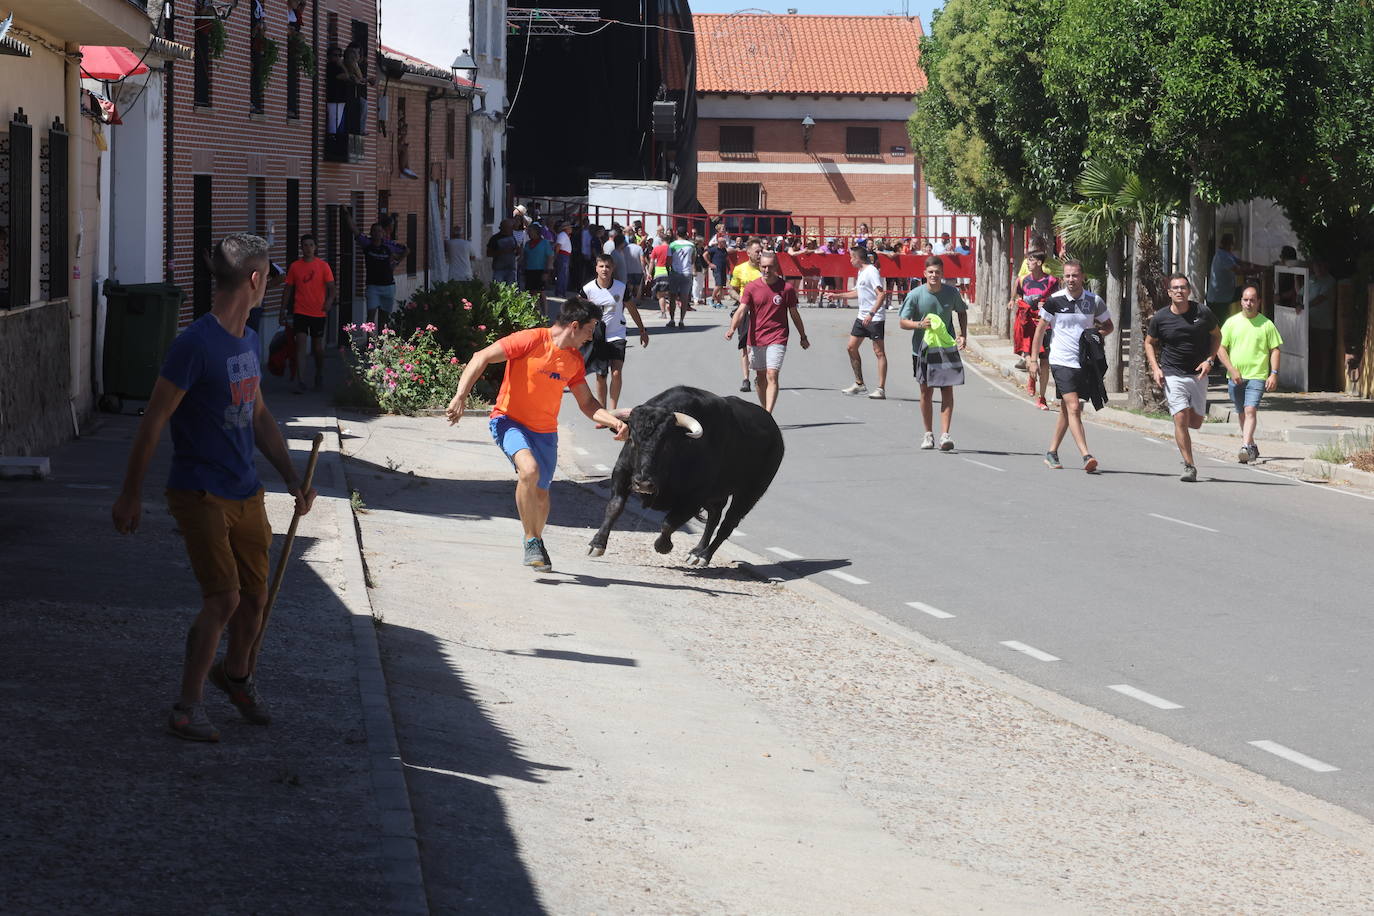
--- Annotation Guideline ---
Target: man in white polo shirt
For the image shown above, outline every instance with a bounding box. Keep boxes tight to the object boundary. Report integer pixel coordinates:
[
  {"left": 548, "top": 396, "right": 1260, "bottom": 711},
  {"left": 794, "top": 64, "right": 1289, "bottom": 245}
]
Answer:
[
  {"left": 582, "top": 252, "right": 649, "bottom": 411},
  {"left": 828, "top": 244, "right": 889, "bottom": 399}
]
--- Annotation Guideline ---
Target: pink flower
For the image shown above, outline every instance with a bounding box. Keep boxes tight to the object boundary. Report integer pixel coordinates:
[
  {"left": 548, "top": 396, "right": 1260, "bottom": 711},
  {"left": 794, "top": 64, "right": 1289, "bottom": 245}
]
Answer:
[
  {"left": 343, "top": 323, "right": 357, "bottom": 332},
  {"left": 362, "top": 322, "right": 377, "bottom": 332},
  {"left": 477, "top": 324, "right": 487, "bottom": 331},
  {"left": 449, "top": 356, "right": 459, "bottom": 364},
  {"left": 388, "top": 381, "right": 397, "bottom": 389},
  {"left": 425, "top": 324, "right": 437, "bottom": 332},
  {"left": 405, "top": 302, "right": 417, "bottom": 310},
  {"left": 463, "top": 303, "right": 473, "bottom": 311}
]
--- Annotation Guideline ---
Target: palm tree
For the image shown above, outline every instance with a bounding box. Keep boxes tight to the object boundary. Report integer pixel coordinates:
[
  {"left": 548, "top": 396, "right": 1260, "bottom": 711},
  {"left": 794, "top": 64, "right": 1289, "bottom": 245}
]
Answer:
[{"left": 1056, "top": 162, "right": 1180, "bottom": 409}]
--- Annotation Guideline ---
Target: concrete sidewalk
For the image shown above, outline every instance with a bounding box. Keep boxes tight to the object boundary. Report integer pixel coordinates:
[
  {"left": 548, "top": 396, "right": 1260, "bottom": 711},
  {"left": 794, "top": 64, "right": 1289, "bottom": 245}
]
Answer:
[
  {"left": 0, "top": 360, "right": 423, "bottom": 914},
  {"left": 342, "top": 410, "right": 1374, "bottom": 914}
]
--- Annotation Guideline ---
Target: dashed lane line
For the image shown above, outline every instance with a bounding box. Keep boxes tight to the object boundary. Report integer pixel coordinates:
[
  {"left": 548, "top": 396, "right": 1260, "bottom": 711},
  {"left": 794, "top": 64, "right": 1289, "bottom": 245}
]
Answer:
[
  {"left": 1248, "top": 740, "right": 1340, "bottom": 773},
  {"left": 1000, "top": 640, "right": 1060, "bottom": 662},
  {"left": 766, "top": 546, "right": 803, "bottom": 560},
  {"left": 905, "top": 601, "right": 955, "bottom": 619},
  {"left": 1108, "top": 684, "right": 1184, "bottom": 710},
  {"left": 1147, "top": 512, "right": 1219, "bottom": 533},
  {"left": 594, "top": 464, "right": 611, "bottom": 473},
  {"left": 1141, "top": 436, "right": 1167, "bottom": 445},
  {"left": 961, "top": 458, "right": 1006, "bottom": 473},
  {"left": 825, "top": 570, "right": 870, "bottom": 586},
  {"left": 574, "top": 447, "right": 590, "bottom": 456}
]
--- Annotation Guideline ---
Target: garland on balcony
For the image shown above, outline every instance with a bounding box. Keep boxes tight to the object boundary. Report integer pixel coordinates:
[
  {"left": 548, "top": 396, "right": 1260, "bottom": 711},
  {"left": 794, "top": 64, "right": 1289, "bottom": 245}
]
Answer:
[
  {"left": 254, "top": 37, "right": 279, "bottom": 96},
  {"left": 287, "top": 30, "right": 315, "bottom": 77}
]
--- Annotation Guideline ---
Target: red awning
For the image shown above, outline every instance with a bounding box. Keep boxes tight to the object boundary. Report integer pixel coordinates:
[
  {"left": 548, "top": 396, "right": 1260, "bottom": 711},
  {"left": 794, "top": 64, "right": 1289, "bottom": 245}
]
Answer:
[{"left": 79, "top": 46, "right": 150, "bottom": 81}]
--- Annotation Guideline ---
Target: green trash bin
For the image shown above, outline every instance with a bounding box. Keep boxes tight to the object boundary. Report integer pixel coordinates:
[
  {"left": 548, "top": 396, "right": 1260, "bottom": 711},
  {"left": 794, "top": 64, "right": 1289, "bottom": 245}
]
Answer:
[{"left": 102, "top": 280, "right": 186, "bottom": 404}]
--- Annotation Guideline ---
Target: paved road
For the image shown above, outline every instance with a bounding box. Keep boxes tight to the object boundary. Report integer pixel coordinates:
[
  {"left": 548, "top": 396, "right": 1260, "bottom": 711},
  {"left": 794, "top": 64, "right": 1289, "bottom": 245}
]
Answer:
[{"left": 563, "top": 305, "right": 1374, "bottom": 820}]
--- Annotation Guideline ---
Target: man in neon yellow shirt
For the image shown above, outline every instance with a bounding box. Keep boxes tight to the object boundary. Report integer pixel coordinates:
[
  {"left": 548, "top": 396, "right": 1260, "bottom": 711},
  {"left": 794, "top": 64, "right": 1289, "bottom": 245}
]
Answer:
[
  {"left": 1216, "top": 285, "right": 1282, "bottom": 463},
  {"left": 728, "top": 238, "right": 764, "bottom": 392}
]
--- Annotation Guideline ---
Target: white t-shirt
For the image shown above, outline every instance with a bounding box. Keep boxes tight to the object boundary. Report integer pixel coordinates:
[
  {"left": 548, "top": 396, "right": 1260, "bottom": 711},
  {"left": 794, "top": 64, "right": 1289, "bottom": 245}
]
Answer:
[
  {"left": 445, "top": 238, "right": 473, "bottom": 281},
  {"left": 583, "top": 278, "right": 628, "bottom": 340},
  {"left": 625, "top": 242, "right": 644, "bottom": 276},
  {"left": 555, "top": 231, "right": 572, "bottom": 256},
  {"left": 931, "top": 240, "right": 949, "bottom": 255},
  {"left": 603, "top": 239, "right": 616, "bottom": 256},
  {"left": 1041, "top": 287, "right": 1110, "bottom": 368},
  {"left": 855, "top": 264, "right": 886, "bottom": 322}
]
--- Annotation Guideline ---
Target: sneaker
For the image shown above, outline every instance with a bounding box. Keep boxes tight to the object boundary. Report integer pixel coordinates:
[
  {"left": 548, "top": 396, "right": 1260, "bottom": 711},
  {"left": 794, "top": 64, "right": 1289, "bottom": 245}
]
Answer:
[
  {"left": 1036, "top": 396, "right": 1049, "bottom": 410},
  {"left": 1238, "top": 444, "right": 1251, "bottom": 464},
  {"left": 1025, "top": 378, "right": 1036, "bottom": 394},
  {"left": 1014, "top": 358, "right": 1028, "bottom": 370},
  {"left": 1044, "top": 450, "right": 1063, "bottom": 469},
  {"left": 1248, "top": 444, "right": 1260, "bottom": 461},
  {"left": 1083, "top": 454, "right": 1099, "bottom": 473},
  {"left": 920, "top": 431, "right": 936, "bottom": 450},
  {"left": 209, "top": 660, "right": 272, "bottom": 725},
  {"left": 537, "top": 538, "right": 552, "bottom": 571},
  {"left": 841, "top": 382, "right": 867, "bottom": 396},
  {"left": 524, "top": 537, "right": 551, "bottom": 571},
  {"left": 739, "top": 379, "right": 752, "bottom": 392},
  {"left": 1181, "top": 463, "right": 1198, "bottom": 482},
  {"left": 867, "top": 387, "right": 886, "bottom": 400},
  {"left": 677, "top": 320, "right": 685, "bottom": 328},
  {"left": 168, "top": 703, "right": 220, "bottom": 742},
  {"left": 939, "top": 433, "right": 954, "bottom": 451}
]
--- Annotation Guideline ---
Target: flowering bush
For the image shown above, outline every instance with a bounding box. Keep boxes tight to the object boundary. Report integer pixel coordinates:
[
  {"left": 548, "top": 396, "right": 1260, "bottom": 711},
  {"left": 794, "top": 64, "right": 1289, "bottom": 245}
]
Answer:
[
  {"left": 392, "top": 280, "right": 546, "bottom": 397},
  {"left": 341, "top": 322, "right": 465, "bottom": 415}
]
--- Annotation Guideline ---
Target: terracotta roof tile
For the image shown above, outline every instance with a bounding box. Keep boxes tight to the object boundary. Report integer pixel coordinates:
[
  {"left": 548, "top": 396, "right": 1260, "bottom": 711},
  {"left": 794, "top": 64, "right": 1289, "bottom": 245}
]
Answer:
[{"left": 694, "top": 14, "right": 925, "bottom": 96}]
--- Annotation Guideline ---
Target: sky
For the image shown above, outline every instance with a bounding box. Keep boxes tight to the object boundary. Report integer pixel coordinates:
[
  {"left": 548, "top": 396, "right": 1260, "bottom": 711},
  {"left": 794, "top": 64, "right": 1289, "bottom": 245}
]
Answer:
[{"left": 688, "top": 0, "right": 944, "bottom": 28}]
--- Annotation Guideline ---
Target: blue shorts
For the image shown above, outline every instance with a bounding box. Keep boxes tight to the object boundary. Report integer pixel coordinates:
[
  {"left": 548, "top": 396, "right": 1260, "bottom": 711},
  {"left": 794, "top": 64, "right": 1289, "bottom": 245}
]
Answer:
[
  {"left": 1229, "top": 377, "right": 1266, "bottom": 411},
  {"left": 365, "top": 284, "right": 397, "bottom": 314},
  {"left": 490, "top": 415, "right": 558, "bottom": 490}
]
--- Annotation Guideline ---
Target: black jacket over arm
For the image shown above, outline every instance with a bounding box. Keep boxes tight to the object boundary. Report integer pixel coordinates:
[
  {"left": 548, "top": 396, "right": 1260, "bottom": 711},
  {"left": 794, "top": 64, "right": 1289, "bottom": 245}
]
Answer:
[{"left": 1078, "top": 329, "right": 1110, "bottom": 410}]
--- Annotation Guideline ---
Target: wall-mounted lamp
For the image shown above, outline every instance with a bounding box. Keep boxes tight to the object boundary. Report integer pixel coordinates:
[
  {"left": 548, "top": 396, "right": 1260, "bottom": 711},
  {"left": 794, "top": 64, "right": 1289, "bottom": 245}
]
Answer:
[
  {"left": 801, "top": 114, "right": 815, "bottom": 150},
  {"left": 451, "top": 50, "right": 478, "bottom": 84}
]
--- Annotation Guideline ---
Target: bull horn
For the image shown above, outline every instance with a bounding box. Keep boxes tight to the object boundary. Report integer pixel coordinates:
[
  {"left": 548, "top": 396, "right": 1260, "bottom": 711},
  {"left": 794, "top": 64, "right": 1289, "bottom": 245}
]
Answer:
[{"left": 673, "top": 412, "right": 703, "bottom": 438}]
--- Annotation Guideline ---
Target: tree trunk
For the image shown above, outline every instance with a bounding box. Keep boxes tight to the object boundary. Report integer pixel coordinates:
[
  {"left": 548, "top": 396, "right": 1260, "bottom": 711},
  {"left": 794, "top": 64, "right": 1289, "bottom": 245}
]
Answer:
[
  {"left": 976, "top": 230, "right": 993, "bottom": 326},
  {"left": 1127, "top": 226, "right": 1168, "bottom": 411},
  {"left": 1187, "top": 189, "right": 1211, "bottom": 298},
  {"left": 1105, "top": 238, "right": 1126, "bottom": 393},
  {"left": 1005, "top": 222, "right": 1024, "bottom": 338},
  {"left": 1031, "top": 206, "right": 1054, "bottom": 247},
  {"left": 989, "top": 221, "right": 1011, "bottom": 338}
]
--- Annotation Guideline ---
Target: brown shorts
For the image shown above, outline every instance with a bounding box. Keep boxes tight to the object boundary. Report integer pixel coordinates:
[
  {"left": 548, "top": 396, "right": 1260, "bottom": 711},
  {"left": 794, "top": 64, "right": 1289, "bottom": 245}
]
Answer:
[{"left": 166, "top": 488, "right": 272, "bottom": 598}]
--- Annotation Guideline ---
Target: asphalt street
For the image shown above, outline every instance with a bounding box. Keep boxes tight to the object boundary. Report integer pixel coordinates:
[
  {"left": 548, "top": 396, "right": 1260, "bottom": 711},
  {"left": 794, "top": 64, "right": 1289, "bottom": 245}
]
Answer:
[{"left": 562, "top": 304, "right": 1374, "bottom": 820}]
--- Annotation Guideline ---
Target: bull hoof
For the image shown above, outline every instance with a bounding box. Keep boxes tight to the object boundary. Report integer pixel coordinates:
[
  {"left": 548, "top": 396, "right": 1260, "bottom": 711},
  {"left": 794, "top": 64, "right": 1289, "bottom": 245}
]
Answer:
[
  {"left": 654, "top": 535, "right": 673, "bottom": 554},
  {"left": 587, "top": 545, "right": 605, "bottom": 557}
]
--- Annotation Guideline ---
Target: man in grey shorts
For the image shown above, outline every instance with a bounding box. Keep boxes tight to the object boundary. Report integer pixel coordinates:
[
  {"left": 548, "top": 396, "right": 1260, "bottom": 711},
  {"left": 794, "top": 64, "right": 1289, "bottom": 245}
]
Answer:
[
  {"left": 726, "top": 251, "right": 809, "bottom": 413},
  {"left": 1145, "top": 273, "right": 1221, "bottom": 482}
]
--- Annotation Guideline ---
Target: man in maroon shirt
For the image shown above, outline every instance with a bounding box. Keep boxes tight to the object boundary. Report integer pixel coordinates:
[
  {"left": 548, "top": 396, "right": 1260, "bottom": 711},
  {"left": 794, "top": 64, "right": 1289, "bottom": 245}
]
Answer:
[{"left": 725, "top": 251, "right": 810, "bottom": 412}]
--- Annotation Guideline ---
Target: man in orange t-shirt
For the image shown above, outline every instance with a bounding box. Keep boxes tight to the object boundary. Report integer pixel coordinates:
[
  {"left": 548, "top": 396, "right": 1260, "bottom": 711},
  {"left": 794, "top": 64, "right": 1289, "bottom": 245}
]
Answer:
[
  {"left": 445, "top": 298, "right": 627, "bottom": 571},
  {"left": 282, "top": 234, "right": 336, "bottom": 391}
]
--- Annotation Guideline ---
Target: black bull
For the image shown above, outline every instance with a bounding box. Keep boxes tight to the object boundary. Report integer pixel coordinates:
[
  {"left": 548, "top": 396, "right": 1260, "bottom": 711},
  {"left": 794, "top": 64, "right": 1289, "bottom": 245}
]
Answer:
[{"left": 588, "top": 386, "right": 784, "bottom": 566}]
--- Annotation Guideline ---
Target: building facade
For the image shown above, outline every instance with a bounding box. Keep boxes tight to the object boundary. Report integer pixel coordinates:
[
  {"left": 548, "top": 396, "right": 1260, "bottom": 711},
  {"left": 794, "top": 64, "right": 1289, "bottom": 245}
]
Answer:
[
  {"left": 1, "top": 0, "right": 153, "bottom": 456},
  {"left": 693, "top": 14, "right": 927, "bottom": 231}
]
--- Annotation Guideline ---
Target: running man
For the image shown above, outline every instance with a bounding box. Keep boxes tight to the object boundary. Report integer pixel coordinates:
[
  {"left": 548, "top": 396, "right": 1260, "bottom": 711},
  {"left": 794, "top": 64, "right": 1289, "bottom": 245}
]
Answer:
[
  {"left": 1145, "top": 274, "right": 1221, "bottom": 482},
  {"left": 444, "top": 298, "right": 628, "bottom": 570},
  {"left": 729, "top": 237, "right": 764, "bottom": 392},
  {"left": 899, "top": 256, "right": 969, "bottom": 450},
  {"left": 829, "top": 244, "right": 889, "bottom": 399},
  {"left": 650, "top": 229, "right": 672, "bottom": 319},
  {"left": 582, "top": 253, "right": 649, "bottom": 411},
  {"left": 112, "top": 234, "right": 318, "bottom": 742},
  {"left": 726, "top": 250, "right": 810, "bottom": 413},
  {"left": 282, "top": 233, "right": 336, "bottom": 392},
  {"left": 667, "top": 225, "right": 696, "bottom": 328},
  {"left": 1215, "top": 285, "right": 1282, "bottom": 463},
  {"left": 1028, "top": 259, "right": 1113, "bottom": 472}
]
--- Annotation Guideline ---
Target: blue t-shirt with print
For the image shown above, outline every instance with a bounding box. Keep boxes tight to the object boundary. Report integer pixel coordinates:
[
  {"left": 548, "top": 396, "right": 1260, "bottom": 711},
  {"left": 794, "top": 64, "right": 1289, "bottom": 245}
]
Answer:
[{"left": 160, "top": 314, "right": 263, "bottom": 500}]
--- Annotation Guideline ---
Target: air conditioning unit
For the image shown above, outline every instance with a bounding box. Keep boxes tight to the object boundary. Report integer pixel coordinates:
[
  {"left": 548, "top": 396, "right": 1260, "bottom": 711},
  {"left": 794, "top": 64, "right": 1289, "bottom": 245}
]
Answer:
[{"left": 652, "top": 100, "right": 676, "bottom": 140}]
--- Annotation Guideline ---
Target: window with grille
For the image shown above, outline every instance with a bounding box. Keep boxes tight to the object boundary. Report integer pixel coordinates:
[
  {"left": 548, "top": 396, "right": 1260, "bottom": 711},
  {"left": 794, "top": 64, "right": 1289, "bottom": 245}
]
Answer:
[
  {"left": 286, "top": 178, "right": 300, "bottom": 265},
  {"left": 717, "top": 182, "right": 760, "bottom": 210},
  {"left": 250, "top": 1, "right": 266, "bottom": 113},
  {"left": 446, "top": 110, "right": 456, "bottom": 159},
  {"left": 719, "top": 126, "right": 754, "bottom": 155},
  {"left": 47, "top": 118, "right": 68, "bottom": 301},
  {"left": 3, "top": 111, "right": 34, "bottom": 309},
  {"left": 406, "top": 213, "right": 418, "bottom": 275},
  {"left": 192, "top": 175, "right": 213, "bottom": 317},
  {"left": 194, "top": 14, "right": 212, "bottom": 106},
  {"left": 845, "top": 126, "right": 880, "bottom": 156}
]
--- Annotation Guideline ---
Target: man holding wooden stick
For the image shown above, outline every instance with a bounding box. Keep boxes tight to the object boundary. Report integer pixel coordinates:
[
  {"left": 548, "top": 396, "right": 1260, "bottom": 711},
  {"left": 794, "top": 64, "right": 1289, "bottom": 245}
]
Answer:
[{"left": 113, "top": 234, "right": 318, "bottom": 742}]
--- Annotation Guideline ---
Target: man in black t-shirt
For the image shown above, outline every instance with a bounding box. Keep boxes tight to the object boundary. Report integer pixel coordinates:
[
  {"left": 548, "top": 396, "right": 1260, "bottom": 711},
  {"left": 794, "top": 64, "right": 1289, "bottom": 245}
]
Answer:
[
  {"left": 1145, "top": 273, "right": 1221, "bottom": 482},
  {"left": 343, "top": 209, "right": 407, "bottom": 328}
]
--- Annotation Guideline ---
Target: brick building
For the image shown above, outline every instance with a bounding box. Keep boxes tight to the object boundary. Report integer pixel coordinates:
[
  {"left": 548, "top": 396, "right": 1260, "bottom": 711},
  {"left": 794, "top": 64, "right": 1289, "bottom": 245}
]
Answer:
[
  {"left": 693, "top": 13, "right": 928, "bottom": 233},
  {"left": 375, "top": 46, "right": 475, "bottom": 303},
  {"left": 165, "top": 0, "right": 378, "bottom": 337}
]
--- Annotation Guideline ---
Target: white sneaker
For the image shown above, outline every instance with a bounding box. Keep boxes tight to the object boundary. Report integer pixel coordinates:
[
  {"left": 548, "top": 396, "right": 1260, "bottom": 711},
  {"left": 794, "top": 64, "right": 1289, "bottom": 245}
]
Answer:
[
  {"left": 939, "top": 433, "right": 954, "bottom": 451},
  {"left": 841, "top": 382, "right": 867, "bottom": 396},
  {"left": 868, "top": 387, "right": 886, "bottom": 400},
  {"left": 920, "top": 431, "right": 935, "bottom": 449}
]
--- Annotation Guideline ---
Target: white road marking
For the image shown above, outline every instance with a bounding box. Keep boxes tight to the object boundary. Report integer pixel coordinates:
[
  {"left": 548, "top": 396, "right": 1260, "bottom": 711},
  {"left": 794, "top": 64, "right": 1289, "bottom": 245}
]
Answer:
[
  {"left": 962, "top": 458, "right": 1005, "bottom": 473},
  {"left": 1248, "top": 466, "right": 1374, "bottom": 502},
  {"left": 767, "top": 547, "right": 803, "bottom": 560},
  {"left": 844, "top": 415, "right": 862, "bottom": 421},
  {"left": 1000, "top": 640, "right": 1060, "bottom": 662},
  {"left": 1108, "top": 684, "right": 1183, "bottom": 710},
  {"left": 574, "top": 447, "right": 590, "bottom": 456},
  {"left": 905, "top": 601, "right": 954, "bottom": 619},
  {"left": 1141, "top": 436, "right": 1166, "bottom": 445},
  {"left": 594, "top": 464, "right": 611, "bottom": 473},
  {"left": 1207, "top": 457, "right": 1231, "bottom": 465},
  {"left": 1248, "top": 740, "right": 1340, "bottom": 773},
  {"left": 825, "top": 570, "right": 870, "bottom": 585},
  {"left": 1147, "top": 512, "right": 1219, "bottom": 533},
  {"left": 732, "top": 530, "right": 747, "bottom": 537}
]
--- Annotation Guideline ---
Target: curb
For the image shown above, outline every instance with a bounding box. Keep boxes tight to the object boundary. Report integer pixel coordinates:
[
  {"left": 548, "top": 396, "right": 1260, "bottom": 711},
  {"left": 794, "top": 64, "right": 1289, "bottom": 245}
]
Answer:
[
  {"left": 1301, "top": 457, "right": 1374, "bottom": 493},
  {"left": 319, "top": 423, "right": 429, "bottom": 915},
  {"left": 557, "top": 439, "right": 1374, "bottom": 860}
]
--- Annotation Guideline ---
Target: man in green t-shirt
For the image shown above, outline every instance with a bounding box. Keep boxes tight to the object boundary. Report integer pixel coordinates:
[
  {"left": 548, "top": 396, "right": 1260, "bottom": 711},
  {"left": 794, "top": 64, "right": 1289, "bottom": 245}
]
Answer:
[
  {"left": 1216, "top": 286, "right": 1282, "bottom": 463},
  {"left": 898, "top": 256, "right": 969, "bottom": 450}
]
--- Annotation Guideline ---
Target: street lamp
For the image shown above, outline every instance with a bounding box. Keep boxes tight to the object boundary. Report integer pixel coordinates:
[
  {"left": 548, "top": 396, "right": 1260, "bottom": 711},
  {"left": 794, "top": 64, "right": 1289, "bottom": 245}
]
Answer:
[
  {"left": 451, "top": 50, "right": 477, "bottom": 83},
  {"left": 801, "top": 114, "right": 815, "bottom": 151}
]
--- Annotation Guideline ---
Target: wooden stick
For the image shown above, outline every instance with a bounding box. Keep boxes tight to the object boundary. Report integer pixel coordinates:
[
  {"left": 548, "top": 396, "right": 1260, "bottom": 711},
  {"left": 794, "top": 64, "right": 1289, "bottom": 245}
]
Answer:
[{"left": 249, "top": 432, "right": 324, "bottom": 672}]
